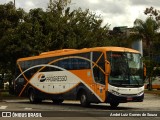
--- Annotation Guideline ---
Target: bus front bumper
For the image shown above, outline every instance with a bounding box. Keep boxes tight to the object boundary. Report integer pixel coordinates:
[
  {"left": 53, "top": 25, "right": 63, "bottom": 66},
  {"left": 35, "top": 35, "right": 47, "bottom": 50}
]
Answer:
[{"left": 106, "top": 92, "right": 144, "bottom": 103}]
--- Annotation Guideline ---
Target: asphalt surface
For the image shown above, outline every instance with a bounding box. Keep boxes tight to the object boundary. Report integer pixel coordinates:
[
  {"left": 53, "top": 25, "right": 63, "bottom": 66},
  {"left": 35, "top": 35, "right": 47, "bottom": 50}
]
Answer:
[{"left": 0, "top": 93, "right": 159, "bottom": 120}]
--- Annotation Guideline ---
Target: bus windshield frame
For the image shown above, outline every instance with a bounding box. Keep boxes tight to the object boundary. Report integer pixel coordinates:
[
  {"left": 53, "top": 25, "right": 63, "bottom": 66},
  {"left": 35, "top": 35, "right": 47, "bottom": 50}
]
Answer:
[{"left": 107, "top": 51, "right": 144, "bottom": 87}]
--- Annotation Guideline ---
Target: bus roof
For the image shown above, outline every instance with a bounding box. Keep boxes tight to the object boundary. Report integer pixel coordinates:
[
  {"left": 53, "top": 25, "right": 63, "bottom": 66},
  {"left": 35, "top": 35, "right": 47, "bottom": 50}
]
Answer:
[{"left": 17, "top": 46, "right": 140, "bottom": 62}]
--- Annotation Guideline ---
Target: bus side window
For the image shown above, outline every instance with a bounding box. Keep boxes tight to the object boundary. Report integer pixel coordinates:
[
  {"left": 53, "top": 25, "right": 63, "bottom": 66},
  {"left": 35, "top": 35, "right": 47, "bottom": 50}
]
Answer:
[{"left": 93, "top": 52, "right": 105, "bottom": 85}]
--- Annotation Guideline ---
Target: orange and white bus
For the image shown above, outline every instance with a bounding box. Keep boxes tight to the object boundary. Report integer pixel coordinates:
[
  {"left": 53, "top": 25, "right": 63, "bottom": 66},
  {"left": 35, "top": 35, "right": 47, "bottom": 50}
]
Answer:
[{"left": 11, "top": 47, "right": 145, "bottom": 107}]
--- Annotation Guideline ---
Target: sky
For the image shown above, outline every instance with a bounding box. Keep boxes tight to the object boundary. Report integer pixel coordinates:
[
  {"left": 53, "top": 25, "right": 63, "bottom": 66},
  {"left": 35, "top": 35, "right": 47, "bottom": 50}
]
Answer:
[{"left": 1, "top": 0, "right": 160, "bottom": 29}]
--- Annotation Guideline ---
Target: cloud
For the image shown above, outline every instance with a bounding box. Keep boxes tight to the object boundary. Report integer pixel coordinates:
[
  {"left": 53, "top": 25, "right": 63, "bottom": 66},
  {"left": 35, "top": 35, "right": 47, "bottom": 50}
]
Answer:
[
  {"left": 71, "top": 0, "right": 160, "bottom": 29},
  {"left": 25, "top": 1, "right": 35, "bottom": 8},
  {"left": 72, "top": 0, "right": 127, "bottom": 15},
  {"left": 14, "top": 1, "right": 32, "bottom": 12},
  {"left": 88, "top": 0, "right": 99, "bottom": 4},
  {"left": 1, "top": 0, "right": 160, "bottom": 29},
  {"left": 130, "top": 0, "right": 160, "bottom": 7},
  {"left": 71, "top": 0, "right": 130, "bottom": 28},
  {"left": 16, "top": 0, "right": 49, "bottom": 11}
]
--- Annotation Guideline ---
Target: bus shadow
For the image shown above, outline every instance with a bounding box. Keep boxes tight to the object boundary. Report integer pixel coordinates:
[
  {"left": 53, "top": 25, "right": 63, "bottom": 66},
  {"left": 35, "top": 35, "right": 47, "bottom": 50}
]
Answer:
[{"left": 14, "top": 100, "right": 139, "bottom": 110}]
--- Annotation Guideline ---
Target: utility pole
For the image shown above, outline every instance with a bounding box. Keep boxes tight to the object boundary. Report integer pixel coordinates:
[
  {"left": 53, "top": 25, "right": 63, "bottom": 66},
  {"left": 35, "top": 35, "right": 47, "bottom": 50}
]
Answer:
[{"left": 50, "top": 0, "right": 53, "bottom": 4}]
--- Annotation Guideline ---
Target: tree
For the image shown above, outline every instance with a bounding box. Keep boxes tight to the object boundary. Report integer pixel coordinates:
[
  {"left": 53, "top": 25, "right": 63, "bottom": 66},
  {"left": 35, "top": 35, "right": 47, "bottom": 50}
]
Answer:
[
  {"left": 62, "top": 8, "right": 110, "bottom": 49},
  {"left": 144, "top": 7, "right": 160, "bottom": 59},
  {"left": 33, "top": 0, "right": 110, "bottom": 50},
  {"left": 134, "top": 17, "right": 160, "bottom": 90},
  {"left": 144, "top": 7, "right": 160, "bottom": 21},
  {"left": 0, "top": 2, "right": 24, "bottom": 73},
  {"left": 0, "top": 0, "right": 111, "bottom": 80},
  {"left": 108, "top": 26, "right": 131, "bottom": 47},
  {"left": 134, "top": 17, "right": 160, "bottom": 56}
]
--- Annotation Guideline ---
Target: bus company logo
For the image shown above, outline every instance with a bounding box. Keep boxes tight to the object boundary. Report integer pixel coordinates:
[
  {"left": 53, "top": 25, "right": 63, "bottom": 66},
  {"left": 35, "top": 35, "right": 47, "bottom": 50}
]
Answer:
[{"left": 38, "top": 74, "right": 46, "bottom": 82}]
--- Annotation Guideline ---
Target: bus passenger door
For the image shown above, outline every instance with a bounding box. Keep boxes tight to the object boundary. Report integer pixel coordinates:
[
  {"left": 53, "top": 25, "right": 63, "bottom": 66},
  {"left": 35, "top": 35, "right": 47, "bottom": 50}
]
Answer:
[
  {"left": 92, "top": 52, "right": 106, "bottom": 102},
  {"left": 92, "top": 71, "right": 106, "bottom": 102}
]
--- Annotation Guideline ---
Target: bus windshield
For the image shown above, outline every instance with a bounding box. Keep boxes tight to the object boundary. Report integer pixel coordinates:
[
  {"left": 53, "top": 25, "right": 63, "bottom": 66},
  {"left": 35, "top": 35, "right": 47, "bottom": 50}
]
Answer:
[{"left": 107, "top": 52, "right": 143, "bottom": 87}]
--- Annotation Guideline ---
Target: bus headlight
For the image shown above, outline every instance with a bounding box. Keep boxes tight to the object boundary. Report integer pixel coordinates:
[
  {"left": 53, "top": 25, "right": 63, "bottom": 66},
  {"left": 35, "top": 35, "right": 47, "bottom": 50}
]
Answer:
[{"left": 137, "top": 91, "right": 144, "bottom": 96}]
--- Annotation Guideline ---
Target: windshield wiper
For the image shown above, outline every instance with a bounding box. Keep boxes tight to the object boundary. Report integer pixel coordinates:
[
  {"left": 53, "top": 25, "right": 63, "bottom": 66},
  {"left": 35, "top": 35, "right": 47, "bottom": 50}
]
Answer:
[
  {"left": 129, "top": 73, "right": 140, "bottom": 86},
  {"left": 121, "top": 84, "right": 139, "bottom": 87}
]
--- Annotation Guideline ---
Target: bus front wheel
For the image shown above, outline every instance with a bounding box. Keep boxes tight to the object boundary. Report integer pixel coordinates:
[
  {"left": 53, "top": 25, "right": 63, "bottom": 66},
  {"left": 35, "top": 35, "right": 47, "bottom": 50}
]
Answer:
[
  {"left": 80, "top": 92, "right": 90, "bottom": 107},
  {"left": 29, "top": 90, "right": 42, "bottom": 103}
]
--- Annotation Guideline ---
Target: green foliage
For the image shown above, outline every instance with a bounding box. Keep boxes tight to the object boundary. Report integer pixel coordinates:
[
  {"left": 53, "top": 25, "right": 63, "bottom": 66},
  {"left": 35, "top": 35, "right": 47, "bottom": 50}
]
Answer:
[
  {"left": 107, "top": 26, "right": 133, "bottom": 47},
  {"left": 144, "top": 7, "right": 160, "bottom": 21},
  {"left": 133, "top": 8, "right": 160, "bottom": 90},
  {"left": 143, "top": 58, "right": 157, "bottom": 77},
  {"left": 0, "top": 1, "right": 111, "bottom": 78},
  {"left": 0, "top": 2, "right": 26, "bottom": 74},
  {"left": 134, "top": 17, "right": 160, "bottom": 47}
]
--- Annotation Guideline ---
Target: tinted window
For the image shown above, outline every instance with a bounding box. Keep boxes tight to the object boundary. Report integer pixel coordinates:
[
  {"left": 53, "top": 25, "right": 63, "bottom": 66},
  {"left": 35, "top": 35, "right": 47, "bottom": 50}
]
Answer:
[
  {"left": 54, "top": 53, "right": 91, "bottom": 70},
  {"left": 92, "top": 52, "right": 105, "bottom": 84}
]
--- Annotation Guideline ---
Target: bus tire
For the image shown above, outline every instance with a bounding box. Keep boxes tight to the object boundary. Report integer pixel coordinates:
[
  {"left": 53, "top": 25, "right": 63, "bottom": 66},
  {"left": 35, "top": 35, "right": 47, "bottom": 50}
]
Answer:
[
  {"left": 29, "top": 90, "right": 42, "bottom": 104},
  {"left": 80, "top": 92, "right": 90, "bottom": 107},
  {"left": 52, "top": 99, "right": 64, "bottom": 104},
  {"left": 110, "top": 102, "right": 119, "bottom": 108}
]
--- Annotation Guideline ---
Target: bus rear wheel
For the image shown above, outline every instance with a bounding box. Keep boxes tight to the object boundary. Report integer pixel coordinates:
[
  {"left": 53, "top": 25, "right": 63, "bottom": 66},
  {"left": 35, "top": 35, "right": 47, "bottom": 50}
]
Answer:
[
  {"left": 29, "top": 90, "right": 42, "bottom": 103},
  {"left": 110, "top": 102, "right": 119, "bottom": 108},
  {"left": 80, "top": 92, "right": 90, "bottom": 107}
]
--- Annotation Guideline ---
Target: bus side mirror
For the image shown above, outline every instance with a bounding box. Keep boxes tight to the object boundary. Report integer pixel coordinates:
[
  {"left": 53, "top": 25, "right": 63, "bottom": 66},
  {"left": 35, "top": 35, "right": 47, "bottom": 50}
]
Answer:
[{"left": 105, "top": 60, "right": 111, "bottom": 75}]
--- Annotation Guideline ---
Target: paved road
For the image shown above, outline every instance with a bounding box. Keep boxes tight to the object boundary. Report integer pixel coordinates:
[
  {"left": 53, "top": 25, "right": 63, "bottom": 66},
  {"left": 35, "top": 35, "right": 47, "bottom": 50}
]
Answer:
[{"left": 0, "top": 93, "right": 160, "bottom": 120}]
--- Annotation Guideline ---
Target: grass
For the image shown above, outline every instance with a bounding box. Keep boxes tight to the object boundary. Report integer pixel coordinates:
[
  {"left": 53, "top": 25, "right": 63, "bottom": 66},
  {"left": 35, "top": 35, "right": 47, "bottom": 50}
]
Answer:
[
  {"left": 144, "top": 89, "right": 160, "bottom": 95},
  {"left": 0, "top": 90, "right": 20, "bottom": 100},
  {"left": 1, "top": 91, "right": 11, "bottom": 96}
]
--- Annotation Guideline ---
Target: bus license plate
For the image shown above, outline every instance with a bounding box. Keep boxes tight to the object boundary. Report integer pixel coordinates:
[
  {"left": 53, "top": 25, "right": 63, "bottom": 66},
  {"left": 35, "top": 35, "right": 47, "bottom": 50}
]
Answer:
[{"left": 127, "top": 97, "right": 133, "bottom": 101}]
